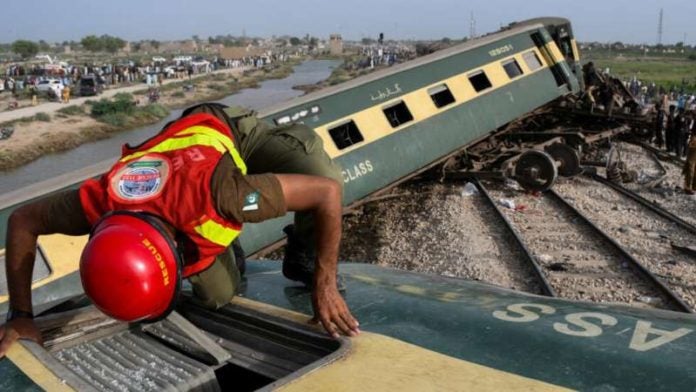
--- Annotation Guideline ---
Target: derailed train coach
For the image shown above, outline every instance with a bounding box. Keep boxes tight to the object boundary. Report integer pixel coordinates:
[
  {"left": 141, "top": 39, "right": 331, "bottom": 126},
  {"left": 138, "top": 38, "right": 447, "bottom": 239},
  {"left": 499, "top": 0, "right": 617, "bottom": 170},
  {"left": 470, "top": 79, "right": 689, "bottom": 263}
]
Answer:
[{"left": 2, "top": 17, "right": 695, "bottom": 392}]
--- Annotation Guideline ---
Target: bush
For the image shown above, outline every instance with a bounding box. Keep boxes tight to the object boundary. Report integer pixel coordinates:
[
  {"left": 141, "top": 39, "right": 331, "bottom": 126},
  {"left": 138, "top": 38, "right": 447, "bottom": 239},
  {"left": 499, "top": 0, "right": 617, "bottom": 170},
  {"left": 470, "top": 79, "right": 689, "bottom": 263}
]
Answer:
[
  {"left": 99, "top": 113, "right": 129, "bottom": 127},
  {"left": 34, "top": 112, "right": 51, "bottom": 122},
  {"left": 91, "top": 97, "right": 135, "bottom": 117},
  {"left": 142, "top": 104, "right": 169, "bottom": 118},
  {"left": 171, "top": 91, "right": 185, "bottom": 98},
  {"left": 689, "top": 54, "right": 696, "bottom": 61},
  {"left": 207, "top": 83, "right": 227, "bottom": 92},
  {"left": 113, "top": 92, "right": 134, "bottom": 102},
  {"left": 56, "top": 105, "right": 85, "bottom": 116}
]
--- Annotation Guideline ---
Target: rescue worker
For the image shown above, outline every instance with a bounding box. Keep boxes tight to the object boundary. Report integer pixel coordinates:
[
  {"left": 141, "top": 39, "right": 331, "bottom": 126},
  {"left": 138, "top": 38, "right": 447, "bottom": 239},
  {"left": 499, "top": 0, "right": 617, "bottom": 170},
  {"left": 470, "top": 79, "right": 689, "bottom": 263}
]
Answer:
[
  {"left": 0, "top": 104, "right": 359, "bottom": 357},
  {"left": 582, "top": 61, "right": 601, "bottom": 110}
]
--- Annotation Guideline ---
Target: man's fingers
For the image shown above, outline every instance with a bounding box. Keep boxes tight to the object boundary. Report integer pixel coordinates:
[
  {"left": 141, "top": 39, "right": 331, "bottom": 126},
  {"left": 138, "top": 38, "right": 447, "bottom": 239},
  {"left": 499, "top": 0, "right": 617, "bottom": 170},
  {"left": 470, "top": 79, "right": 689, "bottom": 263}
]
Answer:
[
  {"left": 340, "top": 312, "right": 360, "bottom": 333},
  {"left": 320, "top": 316, "right": 339, "bottom": 338},
  {"left": 0, "top": 332, "right": 17, "bottom": 359},
  {"left": 331, "top": 314, "right": 353, "bottom": 337}
]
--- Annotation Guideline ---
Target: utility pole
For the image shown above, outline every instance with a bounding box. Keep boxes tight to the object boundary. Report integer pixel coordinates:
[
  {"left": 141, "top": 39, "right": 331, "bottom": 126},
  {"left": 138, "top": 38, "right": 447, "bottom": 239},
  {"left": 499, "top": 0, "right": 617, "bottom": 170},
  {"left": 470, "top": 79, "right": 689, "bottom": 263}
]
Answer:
[
  {"left": 657, "top": 8, "right": 663, "bottom": 46},
  {"left": 469, "top": 12, "right": 477, "bottom": 40}
]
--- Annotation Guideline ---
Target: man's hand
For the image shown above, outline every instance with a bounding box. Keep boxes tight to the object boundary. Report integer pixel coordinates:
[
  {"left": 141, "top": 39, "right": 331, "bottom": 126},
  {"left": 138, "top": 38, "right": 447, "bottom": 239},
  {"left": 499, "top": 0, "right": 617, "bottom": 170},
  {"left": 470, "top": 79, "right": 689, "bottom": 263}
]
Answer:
[
  {"left": 275, "top": 174, "right": 359, "bottom": 338},
  {"left": 311, "top": 280, "right": 360, "bottom": 339},
  {"left": 0, "top": 318, "right": 43, "bottom": 358}
]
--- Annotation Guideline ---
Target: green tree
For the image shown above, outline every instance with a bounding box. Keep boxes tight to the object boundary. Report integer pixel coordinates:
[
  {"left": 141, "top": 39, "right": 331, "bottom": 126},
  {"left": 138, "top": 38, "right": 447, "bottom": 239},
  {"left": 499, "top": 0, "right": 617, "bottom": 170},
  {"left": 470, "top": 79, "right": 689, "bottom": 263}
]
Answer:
[
  {"left": 308, "top": 37, "right": 318, "bottom": 49},
  {"left": 11, "top": 40, "right": 39, "bottom": 59},
  {"left": 361, "top": 38, "right": 375, "bottom": 45},
  {"left": 441, "top": 37, "right": 451, "bottom": 44},
  {"left": 38, "top": 40, "right": 51, "bottom": 51},
  {"left": 81, "top": 35, "right": 103, "bottom": 52},
  {"left": 102, "top": 35, "right": 126, "bottom": 53},
  {"left": 289, "top": 37, "right": 301, "bottom": 46},
  {"left": 150, "top": 40, "right": 160, "bottom": 50}
]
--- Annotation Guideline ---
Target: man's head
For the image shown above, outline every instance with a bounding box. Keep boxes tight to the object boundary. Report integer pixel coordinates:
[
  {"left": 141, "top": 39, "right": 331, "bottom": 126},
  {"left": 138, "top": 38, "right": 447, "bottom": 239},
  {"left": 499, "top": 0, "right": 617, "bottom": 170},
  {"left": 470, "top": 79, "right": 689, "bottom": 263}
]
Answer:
[{"left": 80, "top": 211, "right": 182, "bottom": 322}]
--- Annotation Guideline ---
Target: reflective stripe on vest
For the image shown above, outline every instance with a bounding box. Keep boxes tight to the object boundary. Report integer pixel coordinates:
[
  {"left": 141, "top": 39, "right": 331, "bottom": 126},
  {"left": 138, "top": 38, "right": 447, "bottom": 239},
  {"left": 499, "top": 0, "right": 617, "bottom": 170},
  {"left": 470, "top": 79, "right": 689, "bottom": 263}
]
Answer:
[
  {"left": 120, "top": 125, "right": 248, "bottom": 174},
  {"left": 194, "top": 219, "right": 240, "bottom": 246},
  {"left": 119, "top": 124, "right": 245, "bottom": 248}
]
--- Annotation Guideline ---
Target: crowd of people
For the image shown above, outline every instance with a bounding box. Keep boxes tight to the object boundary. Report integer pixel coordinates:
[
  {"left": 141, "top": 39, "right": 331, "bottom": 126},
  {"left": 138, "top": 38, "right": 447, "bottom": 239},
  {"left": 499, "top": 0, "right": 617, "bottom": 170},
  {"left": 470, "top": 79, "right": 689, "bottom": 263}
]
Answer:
[{"left": 0, "top": 53, "right": 287, "bottom": 104}]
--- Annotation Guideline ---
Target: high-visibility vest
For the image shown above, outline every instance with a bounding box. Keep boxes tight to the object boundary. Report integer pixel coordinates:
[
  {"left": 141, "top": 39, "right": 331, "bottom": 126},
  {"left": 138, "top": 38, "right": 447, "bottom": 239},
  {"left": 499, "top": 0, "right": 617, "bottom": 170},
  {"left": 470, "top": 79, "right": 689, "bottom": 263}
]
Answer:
[{"left": 80, "top": 113, "right": 247, "bottom": 277}]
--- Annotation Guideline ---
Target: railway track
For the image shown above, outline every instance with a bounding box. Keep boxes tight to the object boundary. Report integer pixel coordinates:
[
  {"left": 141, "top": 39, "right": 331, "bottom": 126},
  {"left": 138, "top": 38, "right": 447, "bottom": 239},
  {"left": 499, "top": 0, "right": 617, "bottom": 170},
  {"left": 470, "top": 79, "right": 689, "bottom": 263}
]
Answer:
[
  {"left": 554, "top": 176, "right": 696, "bottom": 312},
  {"left": 482, "top": 180, "right": 692, "bottom": 312},
  {"left": 474, "top": 180, "right": 555, "bottom": 297}
]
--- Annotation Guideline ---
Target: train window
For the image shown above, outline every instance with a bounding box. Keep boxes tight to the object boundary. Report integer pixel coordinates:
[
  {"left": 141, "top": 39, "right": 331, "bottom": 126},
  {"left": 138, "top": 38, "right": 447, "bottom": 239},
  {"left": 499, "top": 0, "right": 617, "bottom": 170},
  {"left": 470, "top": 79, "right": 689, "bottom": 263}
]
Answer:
[
  {"left": 502, "top": 59, "right": 524, "bottom": 79},
  {"left": 468, "top": 71, "right": 492, "bottom": 92},
  {"left": 523, "top": 51, "right": 543, "bottom": 71},
  {"left": 328, "top": 120, "right": 364, "bottom": 150},
  {"left": 382, "top": 100, "right": 414, "bottom": 128},
  {"left": 428, "top": 84, "right": 456, "bottom": 108}
]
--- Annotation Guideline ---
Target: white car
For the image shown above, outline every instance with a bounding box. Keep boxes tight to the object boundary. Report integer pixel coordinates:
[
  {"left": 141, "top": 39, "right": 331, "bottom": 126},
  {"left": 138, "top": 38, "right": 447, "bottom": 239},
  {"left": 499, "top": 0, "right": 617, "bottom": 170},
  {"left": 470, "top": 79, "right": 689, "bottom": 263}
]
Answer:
[
  {"left": 35, "top": 79, "right": 64, "bottom": 96},
  {"left": 35, "top": 79, "right": 64, "bottom": 91}
]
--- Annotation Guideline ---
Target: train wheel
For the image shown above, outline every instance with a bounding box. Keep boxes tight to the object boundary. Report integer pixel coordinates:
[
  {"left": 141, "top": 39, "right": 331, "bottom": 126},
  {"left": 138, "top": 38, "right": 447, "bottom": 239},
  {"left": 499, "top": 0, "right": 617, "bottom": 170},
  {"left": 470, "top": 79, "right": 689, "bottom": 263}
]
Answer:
[
  {"left": 545, "top": 143, "right": 582, "bottom": 177},
  {"left": 514, "top": 150, "right": 558, "bottom": 192}
]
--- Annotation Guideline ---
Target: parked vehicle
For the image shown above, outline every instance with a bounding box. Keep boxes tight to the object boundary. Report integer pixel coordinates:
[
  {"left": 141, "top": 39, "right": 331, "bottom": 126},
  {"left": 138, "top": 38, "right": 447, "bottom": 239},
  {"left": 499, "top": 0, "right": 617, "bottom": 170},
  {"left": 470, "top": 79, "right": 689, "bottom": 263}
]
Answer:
[
  {"left": 78, "top": 75, "right": 103, "bottom": 96},
  {"left": 34, "top": 79, "right": 63, "bottom": 93}
]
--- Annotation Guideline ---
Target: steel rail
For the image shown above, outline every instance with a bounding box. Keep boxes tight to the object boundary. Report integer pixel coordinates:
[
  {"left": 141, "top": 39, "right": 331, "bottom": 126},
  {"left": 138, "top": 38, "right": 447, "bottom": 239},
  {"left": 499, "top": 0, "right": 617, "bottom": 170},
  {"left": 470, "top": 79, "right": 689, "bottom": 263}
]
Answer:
[
  {"left": 547, "top": 189, "right": 693, "bottom": 313},
  {"left": 473, "top": 180, "right": 557, "bottom": 297},
  {"left": 589, "top": 173, "right": 696, "bottom": 236}
]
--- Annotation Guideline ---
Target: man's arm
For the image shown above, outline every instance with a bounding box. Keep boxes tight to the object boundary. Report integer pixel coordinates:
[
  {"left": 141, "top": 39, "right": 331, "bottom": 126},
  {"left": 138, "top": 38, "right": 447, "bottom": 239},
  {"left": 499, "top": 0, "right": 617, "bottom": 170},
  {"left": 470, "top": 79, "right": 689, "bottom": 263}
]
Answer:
[
  {"left": 0, "top": 190, "right": 90, "bottom": 357},
  {"left": 275, "top": 174, "right": 360, "bottom": 338}
]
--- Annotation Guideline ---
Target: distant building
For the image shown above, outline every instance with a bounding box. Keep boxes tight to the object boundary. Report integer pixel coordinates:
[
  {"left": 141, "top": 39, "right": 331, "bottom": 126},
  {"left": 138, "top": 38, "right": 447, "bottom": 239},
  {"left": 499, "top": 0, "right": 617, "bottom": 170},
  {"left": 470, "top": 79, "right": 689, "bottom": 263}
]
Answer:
[
  {"left": 120, "top": 42, "right": 132, "bottom": 54},
  {"left": 329, "top": 34, "right": 343, "bottom": 55},
  {"left": 219, "top": 45, "right": 266, "bottom": 60}
]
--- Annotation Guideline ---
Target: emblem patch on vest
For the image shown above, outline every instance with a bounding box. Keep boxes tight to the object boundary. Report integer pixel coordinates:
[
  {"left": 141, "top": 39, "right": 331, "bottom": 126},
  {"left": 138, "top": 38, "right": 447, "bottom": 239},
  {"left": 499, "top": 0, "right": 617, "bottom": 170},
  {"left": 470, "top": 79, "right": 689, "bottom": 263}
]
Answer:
[
  {"left": 110, "top": 155, "right": 171, "bottom": 203},
  {"left": 242, "top": 191, "right": 260, "bottom": 211}
]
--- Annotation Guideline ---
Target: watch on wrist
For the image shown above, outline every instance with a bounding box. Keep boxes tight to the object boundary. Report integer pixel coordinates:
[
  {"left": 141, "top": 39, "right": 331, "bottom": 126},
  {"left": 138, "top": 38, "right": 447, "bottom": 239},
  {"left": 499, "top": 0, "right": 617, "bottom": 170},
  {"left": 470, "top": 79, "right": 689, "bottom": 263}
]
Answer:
[{"left": 6, "top": 308, "right": 34, "bottom": 322}]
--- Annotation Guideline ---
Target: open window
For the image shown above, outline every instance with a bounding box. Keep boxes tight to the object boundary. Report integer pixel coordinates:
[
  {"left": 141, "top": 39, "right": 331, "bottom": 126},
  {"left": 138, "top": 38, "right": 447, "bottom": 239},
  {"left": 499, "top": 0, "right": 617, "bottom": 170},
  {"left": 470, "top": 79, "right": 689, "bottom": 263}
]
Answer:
[
  {"left": 468, "top": 71, "right": 492, "bottom": 92},
  {"left": 522, "top": 51, "right": 543, "bottom": 71},
  {"left": 382, "top": 100, "right": 413, "bottom": 128},
  {"left": 34, "top": 301, "right": 347, "bottom": 392},
  {"left": 328, "top": 120, "right": 364, "bottom": 150},
  {"left": 502, "top": 59, "right": 524, "bottom": 79},
  {"left": 428, "top": 84, "right": 456, "bottom": 108}
]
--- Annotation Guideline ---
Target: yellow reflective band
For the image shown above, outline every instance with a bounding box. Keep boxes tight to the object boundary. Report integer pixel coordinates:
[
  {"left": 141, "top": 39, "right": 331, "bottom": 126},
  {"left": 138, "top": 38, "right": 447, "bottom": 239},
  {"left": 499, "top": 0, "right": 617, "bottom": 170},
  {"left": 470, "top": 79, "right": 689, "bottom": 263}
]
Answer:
[
  {"left": 176, "top": 126, "right": 247, "bottom": 174},
  {"left": 121, "top": 133, "right": 227, "bottom": 162},
  {"left": 120, "top": 126, "right": 247, "bottom": 175},
  {"left": 194, "top": 219, "right": 240, "bottom": 246}
]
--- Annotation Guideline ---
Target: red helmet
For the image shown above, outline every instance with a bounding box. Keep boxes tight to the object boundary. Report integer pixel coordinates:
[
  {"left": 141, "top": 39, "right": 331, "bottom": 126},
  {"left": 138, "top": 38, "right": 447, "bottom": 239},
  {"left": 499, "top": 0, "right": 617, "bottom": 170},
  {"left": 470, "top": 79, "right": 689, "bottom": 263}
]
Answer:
[{"left": 80, "top": 211, "right": 182, "bottom": 322}]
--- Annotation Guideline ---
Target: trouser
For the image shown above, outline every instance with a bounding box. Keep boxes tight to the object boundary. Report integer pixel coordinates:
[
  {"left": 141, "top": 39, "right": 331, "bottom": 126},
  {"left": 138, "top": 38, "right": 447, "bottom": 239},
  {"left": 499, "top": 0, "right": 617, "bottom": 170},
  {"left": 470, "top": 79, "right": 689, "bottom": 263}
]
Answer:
[
  {"left": 654, "top": 126, "right": 664, "bottom": 148},
  {"left": 666, "top": 128, "right": 676, "bottom": 153},
  {"left": 684, "top": 146, "right": 696, "bottom": 192},
  {"left": 677, "top": 132, "right": 689, "bottom": 158},
  {"left": 189, "top": 108, "right": 342, "bottom": 308}
]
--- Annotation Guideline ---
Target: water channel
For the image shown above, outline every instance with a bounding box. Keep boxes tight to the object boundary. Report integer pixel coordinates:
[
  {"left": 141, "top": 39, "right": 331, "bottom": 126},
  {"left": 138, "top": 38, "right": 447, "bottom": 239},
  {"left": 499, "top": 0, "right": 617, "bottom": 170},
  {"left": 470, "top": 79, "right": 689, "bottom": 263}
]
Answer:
[{"left": 0, "top": 60, "right": 340, "bottom": 194}]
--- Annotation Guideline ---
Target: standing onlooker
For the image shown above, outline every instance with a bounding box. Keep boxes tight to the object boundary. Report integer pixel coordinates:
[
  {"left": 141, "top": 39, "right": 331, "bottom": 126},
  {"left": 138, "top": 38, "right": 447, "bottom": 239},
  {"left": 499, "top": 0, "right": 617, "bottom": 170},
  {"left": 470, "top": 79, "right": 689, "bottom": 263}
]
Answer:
[
  {"left": 676, "top": 108, "right": 689, "bottom": 158},
  {"left": 683, "top": 114, "right": 696, "bottom": 195},
  {"left": 654, "top": 103, "right": 666, "bottom": 148},
  {"left": 666, "top": 105, "right": 678, "bottom": 154},
  {"left": 62, "top": 85, "right": 71, "bottom": 104}
]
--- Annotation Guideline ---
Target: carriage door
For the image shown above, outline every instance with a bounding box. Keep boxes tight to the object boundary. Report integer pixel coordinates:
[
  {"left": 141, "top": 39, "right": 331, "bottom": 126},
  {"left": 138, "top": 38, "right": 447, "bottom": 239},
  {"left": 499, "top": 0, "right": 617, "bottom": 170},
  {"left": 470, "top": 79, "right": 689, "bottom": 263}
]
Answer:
[{"left": 530, "top": 31, "right": 570, "bottom": 88}]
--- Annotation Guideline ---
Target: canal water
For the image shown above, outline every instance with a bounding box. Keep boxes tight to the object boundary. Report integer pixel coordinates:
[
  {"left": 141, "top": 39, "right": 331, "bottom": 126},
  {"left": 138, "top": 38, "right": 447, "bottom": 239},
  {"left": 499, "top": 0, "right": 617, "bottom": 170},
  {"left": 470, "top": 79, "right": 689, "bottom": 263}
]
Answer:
[{"left": 0, "top": 60, "right": 339, "bottom": 194}]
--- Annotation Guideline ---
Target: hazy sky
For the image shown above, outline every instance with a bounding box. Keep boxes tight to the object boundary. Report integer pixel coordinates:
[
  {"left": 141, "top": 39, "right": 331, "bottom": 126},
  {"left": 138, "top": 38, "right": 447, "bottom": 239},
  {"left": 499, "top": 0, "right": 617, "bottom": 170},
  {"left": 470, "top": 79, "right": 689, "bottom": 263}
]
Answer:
[{"left": 2, "top": 0, "right": 695, "bottom": 45}]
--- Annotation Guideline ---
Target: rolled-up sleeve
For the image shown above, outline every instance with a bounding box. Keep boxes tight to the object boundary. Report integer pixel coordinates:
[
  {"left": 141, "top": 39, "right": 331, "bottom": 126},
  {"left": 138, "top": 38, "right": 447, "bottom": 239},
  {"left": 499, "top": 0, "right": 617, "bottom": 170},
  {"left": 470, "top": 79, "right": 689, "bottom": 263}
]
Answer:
[{"left": 211, "top": 155, "right": 287, "bottom": 223}]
